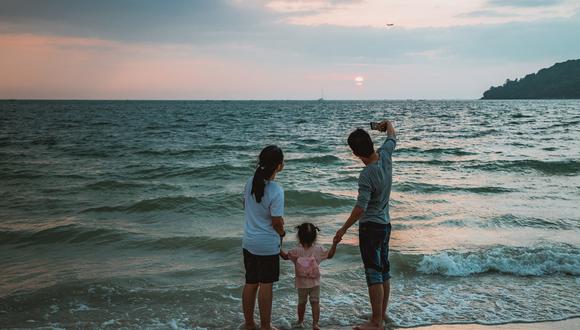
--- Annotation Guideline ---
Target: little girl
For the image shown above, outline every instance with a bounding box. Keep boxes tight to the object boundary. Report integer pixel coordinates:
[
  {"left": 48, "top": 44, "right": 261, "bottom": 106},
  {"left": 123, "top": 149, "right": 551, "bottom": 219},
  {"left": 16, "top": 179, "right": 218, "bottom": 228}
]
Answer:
[{"left": 281, "top": 223, "right": 337, "bottom": 330}]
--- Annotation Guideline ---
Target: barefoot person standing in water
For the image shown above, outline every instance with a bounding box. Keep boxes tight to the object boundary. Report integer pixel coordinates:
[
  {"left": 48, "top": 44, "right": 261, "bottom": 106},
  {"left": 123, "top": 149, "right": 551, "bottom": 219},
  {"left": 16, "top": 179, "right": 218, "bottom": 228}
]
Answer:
[
  {"left": 242, "top": 146, "right": 286, "bottom": 330},
  {"left": 334, "top": 120, "right": 396, "bottom": 330}
]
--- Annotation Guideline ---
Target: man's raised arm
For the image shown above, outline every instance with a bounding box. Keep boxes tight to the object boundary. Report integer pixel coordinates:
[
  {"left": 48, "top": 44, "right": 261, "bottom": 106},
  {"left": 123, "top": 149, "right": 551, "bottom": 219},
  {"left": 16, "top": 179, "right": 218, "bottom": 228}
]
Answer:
[{"left": 378, "top": 120, "right": 396, "bottom": 154}]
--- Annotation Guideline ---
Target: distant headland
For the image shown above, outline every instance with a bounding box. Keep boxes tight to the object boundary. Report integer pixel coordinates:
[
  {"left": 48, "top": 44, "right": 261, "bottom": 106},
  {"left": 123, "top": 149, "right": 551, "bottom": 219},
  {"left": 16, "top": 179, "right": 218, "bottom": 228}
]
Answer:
[{"left": 482, "top": 59, "right": 580, "bottom": 99}]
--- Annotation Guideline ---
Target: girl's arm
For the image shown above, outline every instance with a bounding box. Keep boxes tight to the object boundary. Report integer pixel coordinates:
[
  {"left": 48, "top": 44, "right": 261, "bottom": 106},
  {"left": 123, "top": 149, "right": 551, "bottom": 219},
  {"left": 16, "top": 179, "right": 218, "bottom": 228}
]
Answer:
[{"left": 326, "top": 242, "right": 338, "bottom": 259}]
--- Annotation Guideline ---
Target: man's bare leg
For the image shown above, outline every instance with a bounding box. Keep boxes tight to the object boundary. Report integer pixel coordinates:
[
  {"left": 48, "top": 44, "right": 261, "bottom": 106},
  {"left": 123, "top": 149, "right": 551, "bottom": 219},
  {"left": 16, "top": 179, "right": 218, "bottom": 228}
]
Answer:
[
  {"left": 311, "top": 301, "right": 320, "bottom": 330},
  {"left": 257, "top": 283, "right": 277, "bottom": 330},
  {"left": 354, "top": 283, "right": 383, "bottom": 330},
  {"left": 382, "top": 280, "right": 390, "bottom": 322},
  {"left": 243, "top": 283, "right": 259, "bottom": 329}
]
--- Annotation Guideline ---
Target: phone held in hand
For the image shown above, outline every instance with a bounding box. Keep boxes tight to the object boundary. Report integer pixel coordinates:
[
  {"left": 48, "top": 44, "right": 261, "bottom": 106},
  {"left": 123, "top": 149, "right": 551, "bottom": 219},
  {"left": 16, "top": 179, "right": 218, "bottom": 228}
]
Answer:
[{"left": 370, "top": 122, "right": 379, "bottom": 130}]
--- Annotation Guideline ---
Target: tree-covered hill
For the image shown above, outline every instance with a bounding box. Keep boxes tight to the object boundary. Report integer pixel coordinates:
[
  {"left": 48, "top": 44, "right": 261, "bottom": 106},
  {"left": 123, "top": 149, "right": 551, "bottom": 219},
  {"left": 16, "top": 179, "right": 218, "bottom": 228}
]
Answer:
[{"left": 482, "top": 59, "right": 580, "bottom": 99}]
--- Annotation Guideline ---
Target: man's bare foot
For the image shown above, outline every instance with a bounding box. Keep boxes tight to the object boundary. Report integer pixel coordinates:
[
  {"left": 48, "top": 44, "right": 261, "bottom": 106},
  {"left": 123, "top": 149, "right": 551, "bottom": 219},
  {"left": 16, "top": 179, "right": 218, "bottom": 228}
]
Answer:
[
  {"left": 313, "top": 323, "right": 321, "bottom": 330},
  {"left": 353, "top": 321, "right": 383, "bottom": 330},
  {"left": 292, "top": 321, "right": 304, "bottom": 328},
  {"left": 260, "top": 324, "right": 279, "bottom": 330}
]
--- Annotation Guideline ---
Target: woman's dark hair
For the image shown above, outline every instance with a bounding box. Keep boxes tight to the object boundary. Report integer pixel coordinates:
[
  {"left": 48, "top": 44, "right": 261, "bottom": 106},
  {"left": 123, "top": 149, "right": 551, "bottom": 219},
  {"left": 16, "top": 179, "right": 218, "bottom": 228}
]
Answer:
[
  {"left": 347, "top": 128, "right": 374, "bottom": 157},
  {"left": 296, "top": 222, "right": 320, "bottom": 248},
  {"left": 251, "top": 145, "right": 284, "bottom": 203}
]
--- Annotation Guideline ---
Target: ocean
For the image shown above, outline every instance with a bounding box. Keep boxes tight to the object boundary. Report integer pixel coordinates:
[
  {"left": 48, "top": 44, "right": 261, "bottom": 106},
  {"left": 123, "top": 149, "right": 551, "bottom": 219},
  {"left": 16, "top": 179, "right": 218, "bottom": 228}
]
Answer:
[{"left": 0, "top": 100, "right": 579, "bottom": 329}]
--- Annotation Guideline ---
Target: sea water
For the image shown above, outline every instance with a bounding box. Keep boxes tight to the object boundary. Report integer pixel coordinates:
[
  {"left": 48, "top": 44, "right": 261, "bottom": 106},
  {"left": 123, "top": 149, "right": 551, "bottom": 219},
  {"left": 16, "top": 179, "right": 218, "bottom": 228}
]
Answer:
[{"left": 0, "top": 100, "right": 579, "bottom": 328}]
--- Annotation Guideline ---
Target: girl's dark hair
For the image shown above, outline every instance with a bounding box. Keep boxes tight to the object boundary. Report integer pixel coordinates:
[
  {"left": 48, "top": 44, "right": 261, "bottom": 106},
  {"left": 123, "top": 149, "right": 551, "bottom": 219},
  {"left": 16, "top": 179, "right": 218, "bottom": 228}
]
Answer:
[
  {"left": 251, "top": 145, "right": 284, "bottom": 203},
  {"left": 295, "top": 222, "right": 320, "bottom": 248}
]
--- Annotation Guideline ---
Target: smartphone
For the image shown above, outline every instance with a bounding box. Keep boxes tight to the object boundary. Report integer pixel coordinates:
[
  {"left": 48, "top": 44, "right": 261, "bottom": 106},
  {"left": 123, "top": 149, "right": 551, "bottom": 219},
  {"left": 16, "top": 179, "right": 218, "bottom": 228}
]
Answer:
[{"left": 370, "top": 122, "right": 379, "bottom": 130}]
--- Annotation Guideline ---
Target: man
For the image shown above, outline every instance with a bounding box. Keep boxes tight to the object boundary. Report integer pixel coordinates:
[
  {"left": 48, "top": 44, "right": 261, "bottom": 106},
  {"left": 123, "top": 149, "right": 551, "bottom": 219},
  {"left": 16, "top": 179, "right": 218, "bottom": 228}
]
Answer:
[{"left": 334, "top": 120, "right": 396, "bottom": 330}]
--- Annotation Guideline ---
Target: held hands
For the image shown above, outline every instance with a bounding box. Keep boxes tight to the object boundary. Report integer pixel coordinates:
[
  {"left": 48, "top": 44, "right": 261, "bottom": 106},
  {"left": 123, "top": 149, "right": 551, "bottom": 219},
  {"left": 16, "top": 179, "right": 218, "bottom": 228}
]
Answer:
[
  {"left": 333, "top": 227, "right": 346, "bottom": 245},
  {"left": 279, "top": 250, "right": 289, "bottom": 260}
]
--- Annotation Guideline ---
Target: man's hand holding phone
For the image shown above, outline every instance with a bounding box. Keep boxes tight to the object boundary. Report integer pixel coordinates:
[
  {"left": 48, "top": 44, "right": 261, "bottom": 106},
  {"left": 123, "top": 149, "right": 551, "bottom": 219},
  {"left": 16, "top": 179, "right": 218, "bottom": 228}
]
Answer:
[{"left": 370, "top": 120, "right": 391, "bottom": 132}]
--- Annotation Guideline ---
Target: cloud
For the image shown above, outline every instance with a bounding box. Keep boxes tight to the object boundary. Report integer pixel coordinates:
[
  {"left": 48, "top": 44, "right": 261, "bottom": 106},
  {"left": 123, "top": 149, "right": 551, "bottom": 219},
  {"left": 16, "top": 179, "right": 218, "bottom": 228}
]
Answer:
[
  {"left": 487, "top": 0, "right": 563, "bottom": 7},
  {"left": 458, "top": 10, "right": 516, "bottom": 18},
  {"left": 0, "top": 0, "right": 579, "bottom": 99},
  {"left": 0, "top": 0, "right": 280, "bottom": 42}
]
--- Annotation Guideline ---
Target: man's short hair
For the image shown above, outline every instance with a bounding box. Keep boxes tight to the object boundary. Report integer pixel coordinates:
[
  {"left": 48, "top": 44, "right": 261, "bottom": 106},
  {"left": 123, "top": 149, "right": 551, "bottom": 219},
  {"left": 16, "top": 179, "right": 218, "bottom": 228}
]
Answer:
[{"left": 348, "top": 128, "right": 374, "bottom": 157}]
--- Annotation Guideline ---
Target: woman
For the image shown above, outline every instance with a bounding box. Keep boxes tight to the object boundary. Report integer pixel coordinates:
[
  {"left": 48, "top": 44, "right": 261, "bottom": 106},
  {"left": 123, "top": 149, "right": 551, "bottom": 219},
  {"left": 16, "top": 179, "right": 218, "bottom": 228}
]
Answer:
[{"left": 242, "top": 145, "right": 286, "bottom": 330}]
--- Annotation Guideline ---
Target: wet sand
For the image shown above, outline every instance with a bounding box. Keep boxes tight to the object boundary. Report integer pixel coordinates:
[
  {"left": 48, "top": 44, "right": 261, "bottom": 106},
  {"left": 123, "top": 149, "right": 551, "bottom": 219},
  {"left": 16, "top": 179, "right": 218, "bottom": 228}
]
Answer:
[{"left": 398, "top": 318, "right": 579, "bottom": 330}]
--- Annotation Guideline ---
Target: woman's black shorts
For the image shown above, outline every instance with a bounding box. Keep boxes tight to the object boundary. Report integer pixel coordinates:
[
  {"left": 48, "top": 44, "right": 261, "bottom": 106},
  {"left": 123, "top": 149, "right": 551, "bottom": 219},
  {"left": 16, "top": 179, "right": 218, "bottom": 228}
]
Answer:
[{"left": 243, "top": 248, "right": 280, "bottom": 284}]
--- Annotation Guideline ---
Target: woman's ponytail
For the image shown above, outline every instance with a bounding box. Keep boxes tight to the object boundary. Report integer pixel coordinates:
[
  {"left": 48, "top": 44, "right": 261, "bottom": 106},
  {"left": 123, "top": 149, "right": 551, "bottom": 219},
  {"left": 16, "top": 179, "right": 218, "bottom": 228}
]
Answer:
[{"left": 251, "top": 145, "right": 284, "bottom": 203}]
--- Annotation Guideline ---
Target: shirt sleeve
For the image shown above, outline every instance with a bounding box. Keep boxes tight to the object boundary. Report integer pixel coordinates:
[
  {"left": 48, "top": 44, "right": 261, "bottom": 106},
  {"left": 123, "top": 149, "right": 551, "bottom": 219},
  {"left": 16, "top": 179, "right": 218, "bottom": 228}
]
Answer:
[
  {"left": 318, "top": 246, "right": 329, "bottom": 262},
  {"left": 356, "top": 171, "right": 372, "bottom": 211},
  {"left": 378, "top": 135, "right": 396, "bottom": 156},
  {"left": 270, "top": 184, "right": 284, "bottom": 217}
]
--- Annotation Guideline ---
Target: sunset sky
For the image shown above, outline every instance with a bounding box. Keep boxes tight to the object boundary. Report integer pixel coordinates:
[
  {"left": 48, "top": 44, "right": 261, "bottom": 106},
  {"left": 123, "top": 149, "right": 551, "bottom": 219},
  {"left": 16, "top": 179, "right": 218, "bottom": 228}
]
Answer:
[{"left": 1, "top": 0, "right": 579, "bottom": 100}]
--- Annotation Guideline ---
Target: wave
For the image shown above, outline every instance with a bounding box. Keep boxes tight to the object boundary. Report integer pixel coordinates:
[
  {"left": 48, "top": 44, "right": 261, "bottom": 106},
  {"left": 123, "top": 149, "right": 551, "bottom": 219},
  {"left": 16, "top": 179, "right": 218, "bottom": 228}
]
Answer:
[
  {"left": 84, "top": 180, "right": 178, "bottom": 191},
  {"left": 130, "top": 235, "right": 241, "bottom": 252},
  {"left": 0, "top": 224, "right": 132, "bottom": 247},
  {"left": 285, "top": 190, "right": 354, "bottom": 209},
  {"left": 395, "top": 182, "right": 514, "bottom": 194},
  {"left": 287, "top": 155, "right": 343, "bottom": 165},
  {"left": 0, "top": 168, "right": 44, "bottom": 179},
  {"left": 468, "top": 159, "right": 580, "bottom": 175},
  {"left": 546, "top": 119, "right": 580, "bottom": 129},
  {"left": 397, "top": 159, "right": 457, "bottom": 166},
  {"left": 2, "top": 225, "right": 579, "bottom": 279},
  {"left": 130, "top": 164, "right": 250, "bottom": 180},
  {"left": 81, "top": 195, "right": 214, "bottom": 213},
  {"left": 397, "top": 147, "right": 476, "bottom": 156},
  {"left": 414, "top": 245, "right": 580, "bottom": 276},
  {"left": 81, "top": 189, "right": 354, "bottom": 215},
  {"left": 485, "top": 214, "right": 578, "bottom": 230},
  {"left": 136, "top": 144, "right": 253, "bottom": 156},
  {"left": 511, "top": 113, "right": 533, "bottom": 119}
]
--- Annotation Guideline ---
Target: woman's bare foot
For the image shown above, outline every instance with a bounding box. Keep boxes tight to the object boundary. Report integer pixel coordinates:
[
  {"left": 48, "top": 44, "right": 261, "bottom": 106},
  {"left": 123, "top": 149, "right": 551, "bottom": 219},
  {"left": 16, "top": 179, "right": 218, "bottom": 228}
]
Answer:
[
  {"left": 244, "top": 321, "right": 257, "bottom": 330},
  {"left": 383, "top": 315, "right": 394, "bottom": 324},
  {"left": 313, "top": 323, "right": 321, "bottom": 330}
]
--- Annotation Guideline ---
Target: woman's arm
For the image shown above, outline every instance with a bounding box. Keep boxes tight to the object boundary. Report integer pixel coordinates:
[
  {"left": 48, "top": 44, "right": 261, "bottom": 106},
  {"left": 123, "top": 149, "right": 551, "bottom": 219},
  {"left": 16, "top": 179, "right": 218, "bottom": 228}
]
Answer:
[{"left": 271, "top": 216, "right": 285, "bottom": 236}]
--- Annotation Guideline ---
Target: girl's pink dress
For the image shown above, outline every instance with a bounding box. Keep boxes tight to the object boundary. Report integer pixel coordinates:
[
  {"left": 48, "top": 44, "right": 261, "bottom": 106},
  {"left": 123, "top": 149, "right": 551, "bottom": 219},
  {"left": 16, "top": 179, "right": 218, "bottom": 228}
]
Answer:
[{"left": 288, "top": 244, "right": 329, "bottom": 288}]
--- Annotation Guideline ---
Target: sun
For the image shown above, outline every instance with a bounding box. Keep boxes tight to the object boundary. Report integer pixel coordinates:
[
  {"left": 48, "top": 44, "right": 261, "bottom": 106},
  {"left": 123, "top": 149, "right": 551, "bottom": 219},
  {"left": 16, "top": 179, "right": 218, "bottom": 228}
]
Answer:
[{"left": 354, "top": 76, "right": 364, "bottom": 86}]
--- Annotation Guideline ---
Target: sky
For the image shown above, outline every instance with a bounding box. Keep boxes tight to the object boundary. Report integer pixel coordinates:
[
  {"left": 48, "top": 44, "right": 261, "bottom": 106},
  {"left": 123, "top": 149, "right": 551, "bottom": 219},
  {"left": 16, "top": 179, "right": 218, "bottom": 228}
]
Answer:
[{"left": 0, "top": 0, "right": 579, "bottom": 100}]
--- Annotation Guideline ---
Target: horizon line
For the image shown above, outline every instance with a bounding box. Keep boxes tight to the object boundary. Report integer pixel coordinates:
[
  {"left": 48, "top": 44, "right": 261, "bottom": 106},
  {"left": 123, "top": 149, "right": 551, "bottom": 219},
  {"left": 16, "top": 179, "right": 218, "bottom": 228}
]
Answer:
[{"left": 1, "top": 98, "right": 491, "bottom": 102}]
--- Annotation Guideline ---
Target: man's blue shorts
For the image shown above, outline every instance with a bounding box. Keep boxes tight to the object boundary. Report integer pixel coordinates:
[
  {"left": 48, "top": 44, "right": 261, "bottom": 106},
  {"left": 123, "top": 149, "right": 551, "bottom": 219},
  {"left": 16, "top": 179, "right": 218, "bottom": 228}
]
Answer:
[{"left": 359, "top": 222, "right": 391, "bottom": 286}]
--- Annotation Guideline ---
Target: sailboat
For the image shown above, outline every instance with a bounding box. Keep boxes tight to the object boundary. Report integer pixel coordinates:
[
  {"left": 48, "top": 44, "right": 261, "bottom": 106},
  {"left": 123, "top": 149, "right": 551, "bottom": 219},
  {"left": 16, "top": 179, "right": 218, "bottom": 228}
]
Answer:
[{"left": 317, "top": 88, "right": 325, "bottom": 101}]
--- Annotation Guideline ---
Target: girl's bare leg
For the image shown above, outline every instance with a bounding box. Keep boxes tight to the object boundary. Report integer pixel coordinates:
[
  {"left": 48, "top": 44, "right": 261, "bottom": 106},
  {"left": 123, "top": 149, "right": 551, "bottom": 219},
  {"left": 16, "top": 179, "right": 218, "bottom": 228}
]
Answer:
[
  {"left": 311, "top": 302, "right": 320, "bottom": 330},
  {"left": 297, "top": 302, "right": 306, "bottom": 324}
]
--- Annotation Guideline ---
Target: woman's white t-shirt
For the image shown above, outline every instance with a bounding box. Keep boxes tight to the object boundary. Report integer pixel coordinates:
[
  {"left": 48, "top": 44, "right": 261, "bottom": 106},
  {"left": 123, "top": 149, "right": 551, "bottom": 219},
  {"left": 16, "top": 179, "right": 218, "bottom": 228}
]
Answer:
[{"left": 242, "top": 176, "right": 284, "bottom": 256}]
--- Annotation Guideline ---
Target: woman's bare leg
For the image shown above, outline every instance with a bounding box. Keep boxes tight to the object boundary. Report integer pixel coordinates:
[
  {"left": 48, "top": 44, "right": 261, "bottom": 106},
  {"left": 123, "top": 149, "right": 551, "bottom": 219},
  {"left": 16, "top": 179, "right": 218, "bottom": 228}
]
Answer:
[
  {"left": 243, "top": 283, "right": 259, "bottom": 329},
  {"left": 258, "top": 282, "right": 276, "bottom": 330}
]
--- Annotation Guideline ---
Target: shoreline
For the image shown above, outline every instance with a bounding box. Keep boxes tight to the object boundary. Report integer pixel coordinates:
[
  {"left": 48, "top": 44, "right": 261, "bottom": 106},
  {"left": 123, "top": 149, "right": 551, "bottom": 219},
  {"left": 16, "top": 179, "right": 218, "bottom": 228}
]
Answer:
[{"left": 395, "top": 317, "right": 580, "bottom": 330}]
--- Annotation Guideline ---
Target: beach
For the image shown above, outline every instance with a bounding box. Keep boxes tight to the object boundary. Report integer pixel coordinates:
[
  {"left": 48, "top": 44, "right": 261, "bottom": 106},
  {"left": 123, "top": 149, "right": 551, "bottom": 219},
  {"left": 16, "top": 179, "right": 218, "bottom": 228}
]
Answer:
[
  {"left": 402, "top": 318, "right": 580, "bottom": 330},
  {"left": 0, "top": 100, "right": 578, "bottom": 329}
]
